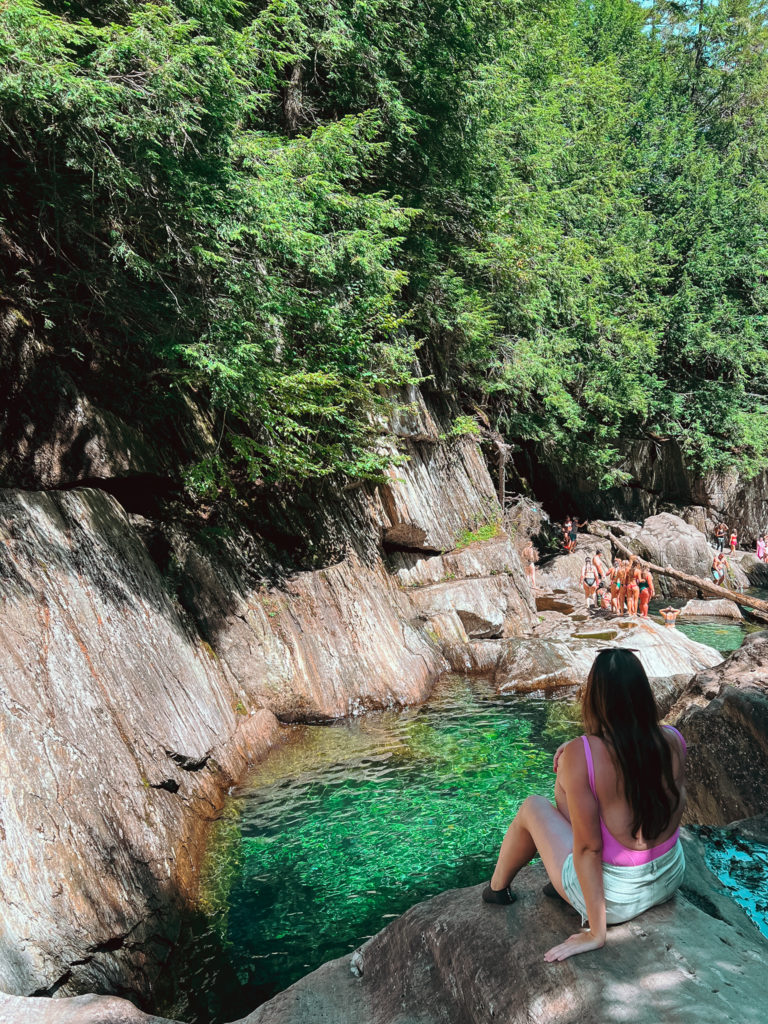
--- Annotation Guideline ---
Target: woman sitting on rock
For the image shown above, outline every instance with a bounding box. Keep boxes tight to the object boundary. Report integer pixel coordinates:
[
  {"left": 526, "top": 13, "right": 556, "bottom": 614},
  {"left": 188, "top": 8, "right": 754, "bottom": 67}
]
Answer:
[{"left": 482, "top": 649, "right": 687, "bottom": 962}]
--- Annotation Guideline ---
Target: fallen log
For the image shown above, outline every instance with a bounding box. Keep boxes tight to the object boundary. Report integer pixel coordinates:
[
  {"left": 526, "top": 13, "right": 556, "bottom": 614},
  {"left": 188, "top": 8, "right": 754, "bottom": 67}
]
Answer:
[{"left": 606, "top": 531, "right": 768, "bottom": 624}]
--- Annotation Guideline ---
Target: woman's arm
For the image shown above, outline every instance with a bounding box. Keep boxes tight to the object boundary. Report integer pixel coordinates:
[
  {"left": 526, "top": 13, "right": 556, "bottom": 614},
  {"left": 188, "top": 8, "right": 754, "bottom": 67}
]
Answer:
[{"left": 544, "top": 740, "right": 606, "bottom": 961}]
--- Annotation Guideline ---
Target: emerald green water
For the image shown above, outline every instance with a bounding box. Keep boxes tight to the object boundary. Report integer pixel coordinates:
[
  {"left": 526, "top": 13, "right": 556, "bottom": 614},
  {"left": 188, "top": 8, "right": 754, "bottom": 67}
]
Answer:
[
  {"left": 161, "top": 677, "right": 578, "bottom": 1022},
  {"left": 159, "top": 595, "right": 768, "bottom": 1023}
]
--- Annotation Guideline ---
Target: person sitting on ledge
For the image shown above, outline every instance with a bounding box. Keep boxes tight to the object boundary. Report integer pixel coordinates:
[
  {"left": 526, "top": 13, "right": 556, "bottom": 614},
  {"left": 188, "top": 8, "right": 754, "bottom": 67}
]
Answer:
[
  {"left": 659, "top": 607, "right": 681, "bottom": 628},
  {"left": 481, "top": 649, "right": 687, "bottom": 962}
]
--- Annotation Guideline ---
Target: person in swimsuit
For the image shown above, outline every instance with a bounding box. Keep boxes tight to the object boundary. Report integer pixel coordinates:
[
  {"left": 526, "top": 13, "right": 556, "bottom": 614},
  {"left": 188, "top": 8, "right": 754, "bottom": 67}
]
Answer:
[
  {"left": 625, "top": 561, "right": 640, "bottom": 616},
  {"left": 714, "top": 522, "right": 727, "bottom": 553},
  {"left": 482, "top": 649, "right": 687, "bottom": 962},
  {"left": 757, "top": 536, "right": 766, "bottom": 562},
  {"left": 637, "top": 566, "right": 654, "bottom": 617},
  {"left": 659, "top": 607, "right": 680, "bottom": 628},
  {"left": 563, "top": 520, "right": 573, "bottom": 553},
  {"left": 729, "top": 529, "right": 737, "bottom": 553},
  {"left": 592, "top": 550, "right": 606, "bottom": 583},
  {"left": 712, "top": 551, "right": 727, "bottom": 584},
  {"left": 580, "top": 556, "right": 598, "bottom": 608},
  {"left": 614, "top": 561, "right": 626, "bottom": 614},
  {"left": 523, "top": 541, "right": 539, "bottom": 589}
]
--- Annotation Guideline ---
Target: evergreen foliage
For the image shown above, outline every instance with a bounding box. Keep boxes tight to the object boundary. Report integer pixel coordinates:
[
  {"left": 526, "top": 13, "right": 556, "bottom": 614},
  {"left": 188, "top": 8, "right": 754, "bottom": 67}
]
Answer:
[{"left": 2, "top": 1, "right": 768, "bottom": 493}]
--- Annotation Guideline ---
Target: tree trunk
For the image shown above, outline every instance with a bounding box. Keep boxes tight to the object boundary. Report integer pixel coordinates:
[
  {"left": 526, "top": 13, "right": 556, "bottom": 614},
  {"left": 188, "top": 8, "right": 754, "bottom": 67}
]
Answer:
[{"left": 607, "top": 531, "right": 768, "bottom": 623}]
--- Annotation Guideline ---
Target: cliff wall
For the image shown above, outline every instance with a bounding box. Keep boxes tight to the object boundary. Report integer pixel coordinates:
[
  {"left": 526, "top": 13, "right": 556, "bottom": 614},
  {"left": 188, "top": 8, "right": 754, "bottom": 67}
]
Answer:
[{"left": 0, "top": 392, "right": 535, "bottom": 1003}]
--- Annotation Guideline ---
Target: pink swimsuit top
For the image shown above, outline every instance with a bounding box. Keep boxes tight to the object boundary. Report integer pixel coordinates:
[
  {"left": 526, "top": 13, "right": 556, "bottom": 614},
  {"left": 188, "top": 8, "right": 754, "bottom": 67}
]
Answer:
[{"left": 581, "top": 726, "right": 687, "bottom": 867}]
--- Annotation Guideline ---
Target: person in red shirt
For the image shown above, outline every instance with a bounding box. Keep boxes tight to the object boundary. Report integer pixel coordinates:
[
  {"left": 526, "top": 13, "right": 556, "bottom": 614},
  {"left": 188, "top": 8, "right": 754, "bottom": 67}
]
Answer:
[{"left": 729, "top": 529, "right": 737, "bottom": 553}]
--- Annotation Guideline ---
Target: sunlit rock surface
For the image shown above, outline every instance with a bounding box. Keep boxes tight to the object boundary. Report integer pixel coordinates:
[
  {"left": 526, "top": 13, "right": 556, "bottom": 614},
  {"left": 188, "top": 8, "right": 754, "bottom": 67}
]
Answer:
[
  {"left": 678, "top": 598, "right": 743, "bottom": 620},
  {"left": 446, "top": 615, "right": 721, "bottom": 713},
  {"left": 672, "top": 632, "right": 768, "bottom": 825}
]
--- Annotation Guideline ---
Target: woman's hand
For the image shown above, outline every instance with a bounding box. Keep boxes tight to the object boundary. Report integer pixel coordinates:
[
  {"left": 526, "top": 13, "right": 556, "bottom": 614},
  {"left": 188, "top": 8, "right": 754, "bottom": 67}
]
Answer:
[
  {"left": 553, "top": 741, "right": 568, "bottom": 773},
  {"left": 544, "top": 929, "right": 605, "bottom": 962}
]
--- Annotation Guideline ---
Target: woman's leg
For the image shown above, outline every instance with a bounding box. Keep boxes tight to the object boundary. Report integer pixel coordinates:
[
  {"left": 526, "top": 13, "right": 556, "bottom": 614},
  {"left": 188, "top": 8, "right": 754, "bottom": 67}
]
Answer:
[{"left": 489, "top": 795, "right": 573, "bottom": 900}]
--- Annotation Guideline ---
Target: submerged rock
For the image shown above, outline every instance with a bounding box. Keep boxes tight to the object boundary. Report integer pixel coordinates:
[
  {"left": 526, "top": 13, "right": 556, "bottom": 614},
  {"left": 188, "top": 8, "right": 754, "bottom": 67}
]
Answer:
[
  {"left": 237, "top": 827, "right": 768, "bottom": 1024},
  {"left": 672, "top": 632, "right": 768, "bottom": 825}
]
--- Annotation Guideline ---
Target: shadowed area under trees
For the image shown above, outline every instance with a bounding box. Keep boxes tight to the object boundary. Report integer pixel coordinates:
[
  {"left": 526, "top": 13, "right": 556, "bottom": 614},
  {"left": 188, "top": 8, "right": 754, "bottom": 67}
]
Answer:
[{"left": 1, "top": 0, "right": 768, "bottom": 499}]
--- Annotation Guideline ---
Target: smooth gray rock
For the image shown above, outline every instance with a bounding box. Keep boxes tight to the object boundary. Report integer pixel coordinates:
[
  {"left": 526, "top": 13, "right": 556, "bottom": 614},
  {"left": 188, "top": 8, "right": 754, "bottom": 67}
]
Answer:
[{"left": 679, "top": 598, "right": 743, "bottom": 620}]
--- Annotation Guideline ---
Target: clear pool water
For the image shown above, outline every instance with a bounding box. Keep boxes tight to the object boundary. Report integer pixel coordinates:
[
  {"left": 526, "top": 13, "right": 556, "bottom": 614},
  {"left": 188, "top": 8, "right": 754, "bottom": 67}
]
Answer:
[
  {"left": 159, "top": 591, "right": 768, "bottom": 1023},
  {"left": 160, "top": 678, "right": 578, "bottom": 1022},
  {"left": 693, "top": 825, "right": 768, "bottom": 938}
]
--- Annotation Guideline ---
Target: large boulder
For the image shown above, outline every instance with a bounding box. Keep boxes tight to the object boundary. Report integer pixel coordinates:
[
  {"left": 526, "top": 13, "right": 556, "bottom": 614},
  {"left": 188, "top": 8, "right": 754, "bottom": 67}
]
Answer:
[
  {"left": 628, "top": 512, "right": 748, "bottom": 598},
  {"left": 678, "top": 598, "right": 743, "bottom": 620},
  {"left": 237, "top": 826, "right": 767, "bottom": 1024},
  {"left": 672, "top": 632, "right": 768, "bottom": 825},
  {"left": 536, "top": 533, "right": 612, "bottom": 591},
  {"left": 493, "top": 617, "right": 722, "bottom": 712}
]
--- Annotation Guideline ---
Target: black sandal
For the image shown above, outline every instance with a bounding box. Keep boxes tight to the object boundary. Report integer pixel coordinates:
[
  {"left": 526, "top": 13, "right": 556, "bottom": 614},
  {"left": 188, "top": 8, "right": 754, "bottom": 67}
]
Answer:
[{"left": 482, "top": 883, "right": 516, "bottom": 905}]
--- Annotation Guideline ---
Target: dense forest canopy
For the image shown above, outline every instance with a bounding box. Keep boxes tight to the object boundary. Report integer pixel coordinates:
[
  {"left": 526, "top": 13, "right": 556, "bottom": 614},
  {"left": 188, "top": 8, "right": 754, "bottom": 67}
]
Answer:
[{"left": 1, "top": 0, "right": 768, "bottom": 496}]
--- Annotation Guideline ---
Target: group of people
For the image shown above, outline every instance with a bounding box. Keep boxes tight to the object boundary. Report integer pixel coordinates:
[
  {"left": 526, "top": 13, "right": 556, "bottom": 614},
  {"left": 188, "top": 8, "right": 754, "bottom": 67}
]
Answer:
[
  {"left": 579, "top": 552, "right": 655, "bottom": 617},
  {"left": 561, "top": 516, "right": 586, "bottom": 553}
]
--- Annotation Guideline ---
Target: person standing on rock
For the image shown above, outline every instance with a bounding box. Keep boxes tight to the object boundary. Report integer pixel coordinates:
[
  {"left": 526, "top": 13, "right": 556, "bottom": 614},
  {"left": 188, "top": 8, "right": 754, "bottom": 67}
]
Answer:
[
  {"left": 580, "top": 556, "right": 599, "bottom": 609},
  {"left": 757, "top": 535, "right": 766, "bottom": 562},
  {"left": 626, "top": 560, "right": 640, "bottom": 617},
  {"left": 729, "top": 528, "right": 738, "bottom": 554},
  {"left": 482, "top": 649, "right": 687, "bottom": 962},
  {"left": 614, "top": 561, "right": 626, "bottom": 614},
  {"left": 592, "top": 550, "right": 607, "bottom": 583},
  {"left": 637, "top": 566, "right": 654, "bottom": 618},
  {"left": 522, "top": 541, "right": 539, "bottom": 589},
  {"left": 714, "top": 522, "right": 727, "bottom": 553}
]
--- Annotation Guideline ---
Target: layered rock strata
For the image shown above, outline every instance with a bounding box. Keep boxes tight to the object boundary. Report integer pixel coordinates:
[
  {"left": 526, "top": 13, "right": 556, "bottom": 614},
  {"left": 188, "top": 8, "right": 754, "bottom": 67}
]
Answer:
[{"left": 0, "top": 395, "right": 537, "bottom": 1001}]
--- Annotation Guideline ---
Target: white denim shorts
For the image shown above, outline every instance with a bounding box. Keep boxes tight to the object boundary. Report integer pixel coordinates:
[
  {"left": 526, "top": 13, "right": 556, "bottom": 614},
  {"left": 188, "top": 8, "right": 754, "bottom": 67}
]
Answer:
[{"left": 561, "top": 839, "right": 685, "bottom": 925}]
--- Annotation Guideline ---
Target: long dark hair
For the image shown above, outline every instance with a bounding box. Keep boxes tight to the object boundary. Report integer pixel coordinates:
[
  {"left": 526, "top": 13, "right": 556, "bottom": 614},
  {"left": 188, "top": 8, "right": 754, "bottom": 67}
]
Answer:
[{"left": 582, "top": 649, "right": 680, "bottom": 840}]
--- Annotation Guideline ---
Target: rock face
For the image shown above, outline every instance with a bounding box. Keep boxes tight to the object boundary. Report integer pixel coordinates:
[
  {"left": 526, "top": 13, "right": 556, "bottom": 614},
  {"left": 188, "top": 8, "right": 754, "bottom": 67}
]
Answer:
[
  {"left": 236, "top": 826, "right": 767, "bottom": 1024},
  {"left": 393, "top": 534, "right": 536, "bottom": 642},
  {"left": 672, "top": 632, "right": 768, "bottom": 825},
  {"left": 0, "top": 489, "right": 283, "bottom": 1000},
  {"left": 0, "top": 391, "right": 538, "bottom": 1001},
  {"left": 626, "top": 512, "right": 749, "bottom": 597},
  {"left": 523, "top": 434, "right": 768, "bottom": 544}
]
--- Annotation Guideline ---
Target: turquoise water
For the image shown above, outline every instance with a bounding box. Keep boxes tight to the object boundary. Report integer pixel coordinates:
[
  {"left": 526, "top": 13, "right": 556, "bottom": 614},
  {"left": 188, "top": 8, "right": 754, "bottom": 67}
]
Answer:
[
  {"left": 161, "top": 678, "right": 577, "bottom": 1022},
  {"left": 694, "top": 826, "right": 768, "bottom": 938}
]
